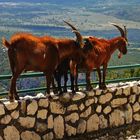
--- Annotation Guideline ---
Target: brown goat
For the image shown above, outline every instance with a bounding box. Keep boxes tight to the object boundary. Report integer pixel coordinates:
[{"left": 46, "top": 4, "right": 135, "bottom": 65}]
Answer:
[
  {"left": 75, "top": 23, "right": 128, "bottom": 90},
  {"left": 2, "top": 21, "right": 85, "bottom": 102}
]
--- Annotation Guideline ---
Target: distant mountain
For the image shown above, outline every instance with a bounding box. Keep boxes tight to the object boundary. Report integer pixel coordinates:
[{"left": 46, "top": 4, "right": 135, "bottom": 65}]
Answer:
[
  {"left": 3, "top": 0, "right": 138, "bottom": 22},
  {"left": 49, "top": 0, "right": 140, "bottom": 5},
  {"left": 1, "top": 0, "right": 139, "bottom": 5}
]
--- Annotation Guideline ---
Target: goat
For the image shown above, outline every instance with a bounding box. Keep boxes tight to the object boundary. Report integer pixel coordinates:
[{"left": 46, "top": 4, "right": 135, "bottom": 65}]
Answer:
[
  {"left": 75, "top": 23, "right": 128, "bottom": 90},
  {"left": 2, "top": 21, "right": 85, "bottom": 102}
]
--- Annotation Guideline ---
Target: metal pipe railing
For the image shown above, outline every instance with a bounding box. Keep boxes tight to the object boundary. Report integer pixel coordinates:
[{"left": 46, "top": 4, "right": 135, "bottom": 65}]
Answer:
[{"left": 0, "top": 64, "right": 140, "bottom": 96}]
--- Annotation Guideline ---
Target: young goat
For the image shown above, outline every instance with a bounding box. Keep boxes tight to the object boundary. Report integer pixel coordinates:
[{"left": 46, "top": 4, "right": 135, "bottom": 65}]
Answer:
[
  {"left": 76, "top": 23, "right": 128, "bottom": 90},
  {"left": 2, "top": 21, "right": 85, "bottom": 102}
]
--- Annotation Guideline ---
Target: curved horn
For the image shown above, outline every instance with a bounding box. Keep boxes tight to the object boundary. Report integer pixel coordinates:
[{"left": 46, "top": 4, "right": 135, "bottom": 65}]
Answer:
[
  {"left": 110, "top": 22, "right": 125, "bottom": 38},
  {"left": 64, "top": 20, "right": 83, "bottom": 47},
  {"left": 124, "top": 25, "right": 127, "bottom": 40},
  {"left": 72, "top": 30, "right": 83, "bottom": 47},
  {"left": 63, "top": 20, "right": 78, "bottom": 31}
]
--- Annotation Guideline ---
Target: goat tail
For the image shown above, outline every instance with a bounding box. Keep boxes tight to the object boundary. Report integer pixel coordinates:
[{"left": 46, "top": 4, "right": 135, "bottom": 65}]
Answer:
[
  {"left": 2, "top": 37, "right": 11, "bottom": 48},
  {"left": 2, "top": 37, "right": 16, "bottom": 75}
]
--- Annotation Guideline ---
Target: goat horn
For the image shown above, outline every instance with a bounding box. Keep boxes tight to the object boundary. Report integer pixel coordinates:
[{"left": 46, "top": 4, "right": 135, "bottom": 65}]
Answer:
[
  {"left": 110, "top": 22, "right": 125, "bottom": 38},
  {"left": 124, "top": 25, "right": 128, "bottom": 40},
  {"left": 72, "top": 30, "right": 83, "bottom": 47},
  {"left": 64, "top": 20, "right": 83, "bottom": 47},
  {"left": 63, "top": 20, "right": 78, "bottom": 31}
]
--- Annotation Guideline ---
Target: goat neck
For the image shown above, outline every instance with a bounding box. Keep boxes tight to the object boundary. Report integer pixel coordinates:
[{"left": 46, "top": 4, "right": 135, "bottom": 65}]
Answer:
[{"left": 56, "top": 39, "right": 82, "bottom": 62}]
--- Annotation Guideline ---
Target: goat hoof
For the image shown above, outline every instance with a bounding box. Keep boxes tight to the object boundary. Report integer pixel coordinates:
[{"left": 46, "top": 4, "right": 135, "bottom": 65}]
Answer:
[
  {"left": 99, "top": 85, "right": 107, "bottom": 90},
  {"left": 15, "top": 95, "right": 20, "bottom": 100},
  {"left": 48, "top": 96, "right": 53, "bottom": 100},
  {"left": 9, "top": 97, "right": 15, "bottom": 102},
  {"left": 102, "top": 86, "right": 107, "bottom": 90},
  {"left": 63, "top": 89, "right": 67, "bottom": 93},
  {"left": 86, "top": 86, "right": 93, "bottom": 91},
  {"left": 8, "top": 94, "right": 14, "bottom": 102},
  {"left": 72, "top": 91, "right": 76, "bottom": 95},
  {"left": 58, "top": 91, "right": 63, "bottom": 95},
  {"left": 75, "top": 87, "right": 79, "bottom": 91}
]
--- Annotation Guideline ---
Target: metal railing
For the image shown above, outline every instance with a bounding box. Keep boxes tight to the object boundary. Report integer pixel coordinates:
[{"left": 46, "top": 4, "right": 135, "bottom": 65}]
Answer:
[{"left": 0, "top": 64, "right": 140, "bottom": 96}]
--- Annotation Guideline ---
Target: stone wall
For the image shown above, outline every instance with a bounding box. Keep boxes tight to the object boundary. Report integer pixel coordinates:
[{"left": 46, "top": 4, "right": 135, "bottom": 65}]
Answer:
[{"left": 0, "top": 81, "right": 140, "bottom": 140}]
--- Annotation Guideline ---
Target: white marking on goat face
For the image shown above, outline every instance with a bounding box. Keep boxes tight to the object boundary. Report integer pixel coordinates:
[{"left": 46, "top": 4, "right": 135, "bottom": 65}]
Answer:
[{"left": 43, "top": 53, "right": 46, "bottom": 59}]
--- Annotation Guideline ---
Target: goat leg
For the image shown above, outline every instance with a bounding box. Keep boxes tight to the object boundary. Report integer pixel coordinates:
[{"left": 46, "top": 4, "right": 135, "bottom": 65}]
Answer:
[
  {"left": 97, "top": 67, "right": 102, "bottom": 89},
  {"left": 86, "top": 71, "right": 93, "bottom": 91},
  {"left": 63, "top": 72, "right": 68, "bottom": 93},
  {"left": 9, "top": 74, "right": 19, "bottom": 102},
  {"left": 45, "top": 74, "right": 52, "bottom": 97},
  {"left": 102, "top": 64, "right": 107, "bottom": 89},
  {"left": 70, "top": 73, "right": 75, "bottom": 94},
  {"left": 51, "top": 76, "right": 58, "bottom": 95},
  {"left": 74, "top": 67, "right": 79, "bottom": 91}
]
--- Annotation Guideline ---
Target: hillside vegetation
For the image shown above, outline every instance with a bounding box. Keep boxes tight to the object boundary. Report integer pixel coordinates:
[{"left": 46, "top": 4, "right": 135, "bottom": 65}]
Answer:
[{"left": 0, "top": 0, "right": 139, "bottom": 93}]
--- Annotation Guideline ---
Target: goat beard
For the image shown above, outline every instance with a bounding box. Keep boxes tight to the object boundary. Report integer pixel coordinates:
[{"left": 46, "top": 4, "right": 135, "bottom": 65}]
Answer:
[{"left": 118, "top": 52, "right": 122, "bottom": 59}]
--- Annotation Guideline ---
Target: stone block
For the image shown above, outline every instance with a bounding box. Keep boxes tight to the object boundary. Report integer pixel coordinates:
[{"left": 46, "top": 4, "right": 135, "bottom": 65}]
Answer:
[
  {"left": 79, "top": 103, "right": 85, "bottom": 111},
  {"left": 11, "top": 110, "right": 19, "bottom": 119},
  {"left": 123, "top": 86, "right": 131, "bottom": 96},
  {"left": 72, "top": 92, "right": 86, "bottom": 101},
  {"left": 99, "top": 115, "right": 108, "bottom": 129},
  {"left": 1, "top": 115, "right": 11, "bottom": 124},
  {"left": 27, "top": 100, "right": 38, "bottom": 115},
  {"left": 80, "top": 106, "right": 91, "bottom": 118},
  {"left": 96, "top": 105, "right": 102, "bottom": 113},
  {"left": 65, "top": 113, "right": 79, "bottom": 123},
  {"left": 129, "top": 95, "right": 136, "bottom": 104},
  {"left": 20, "top": 100, "right": 26, "bottom": 114},
  {"left": 99, "top": 93, "right": 112, "bottom": 104},
  {"left": 4, "top": 126, "right": 20, "bottom": 140},
  {"left": 66, "top": 124, "right": 76, "bottom": 136},
  {"left": 48, "top": 115, "right": 54, "bottom": 129},
  {"left": 5, "top": 101, "right": 18, "bottom": 111},
  {"left": 85, "top": 99, "right": 94, "bottom": 107},
  {"left": 132, "top": 85, "right": 138, "bottom": 94},
  {"left": 43, "top": 132, "right": 54, "bottom": 140},
  {"left": 67, "top": 104, "right": 78, "bottom": 111},
  {"left": 38, "top": 98, "right": 49, "bottom": 108},
  {"left": 36, "top": 122, "right": 47, "bottom": 132},
  {"left": 59, "top": 93, "right": 72, "bottom": 103},
  {"left": 87, "top": 114, "right": 99, "bottom": 132},
  {"left": 87, "top": 91, "right": 95, "bottom": 97},
  {"left": 133, "top": 113, "right": 140, "bottom": 121},
  {"left": 50, "top": 101, "right": 65, "bottom": 114},
  {"left": 37, "top": 109, "right": 48, "bottom": 119},
  {"left": 0, "top": 104, "right": 5, "bottom": 116},
  {"left": 116, "top": 88, "right": 123, "bottom": 95},
  {"left": 94, "top": 97, "right": 98, "bottom": 103},
  {"left": 21, "top": 131, "right": 41, "bottom": 140},
  {"left": 111, "top": 98, "right": 127, "bottom": 108},
  {"left": 18, "top": 117, "right": 35, "bottom": 128},
  {"left": 109, "top": 110, "right": 125, "bottom": 127},
  {"left": 124, "top": 104, "right": 132, "bottom": 124},
  {"left": 77, "top": 119, "right": 86, "bottom": 134},
  {"left": 133, "top": 102, "right": 140, "bottom": 113},
  {"left": 103, "top": 106, "right": 112, "bottom": 114},
  {"left": 96, "top": 89, "right": 102, "bottom": 96},
  {"left": 54, "top": 115, "right": 64, "bottom": 139}
]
